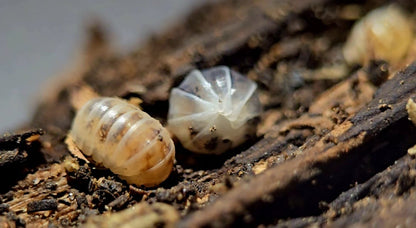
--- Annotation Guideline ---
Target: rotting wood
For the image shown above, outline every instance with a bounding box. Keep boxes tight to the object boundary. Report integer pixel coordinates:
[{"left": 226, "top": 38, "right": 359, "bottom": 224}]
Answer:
[
  {"left": 82, "top": 202, "right": 179, "bottom": 228},
  {"left": 323, "top": 155, "right": 416, "bottom": 227},
  {"left": 179, "top": 63, "right": 416, "bottom": 227},
  {"left": 3, "top": 0, "right": 416, "bottom": 227},
  {"left": 27, "top": 199, "right": 58, "bottom": 213},
  {"left": 272, "top": 154, "right": 416, "bottom": 227},
  {"left": 0, "top": 129, "right": 44, "bottom": 152},
  {"left": 0, "top": 129, "right": 45, "bottom": 192}
]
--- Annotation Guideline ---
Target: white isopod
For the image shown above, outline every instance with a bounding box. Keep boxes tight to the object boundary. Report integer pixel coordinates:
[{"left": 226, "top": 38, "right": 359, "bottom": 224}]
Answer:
[
  {"left": 70, "top": 97, "right": 175, "bottom": 187},
  {"left": 167, "top": 66, "right": 261, "bottom": 154}
]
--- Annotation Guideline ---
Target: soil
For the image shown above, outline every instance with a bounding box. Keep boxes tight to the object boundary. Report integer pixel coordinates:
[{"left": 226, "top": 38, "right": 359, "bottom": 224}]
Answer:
[{"left": 2, "top": 0, "right": 416, "bottom": 227}]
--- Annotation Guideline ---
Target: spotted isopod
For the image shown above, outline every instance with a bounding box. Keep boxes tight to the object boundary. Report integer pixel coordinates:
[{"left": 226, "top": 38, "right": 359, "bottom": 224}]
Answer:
[
  {"left": 167, "top": 66, "right": 262, "bottom": 154},
  {"left": 70, "top": 97, "right": 175, "bottom": 187}
]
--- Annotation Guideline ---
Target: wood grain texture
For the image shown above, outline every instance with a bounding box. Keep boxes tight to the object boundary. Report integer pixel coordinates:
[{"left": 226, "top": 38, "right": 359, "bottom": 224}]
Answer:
[{"left": 3, "top": 0, "right": 416, "bottom": 227}]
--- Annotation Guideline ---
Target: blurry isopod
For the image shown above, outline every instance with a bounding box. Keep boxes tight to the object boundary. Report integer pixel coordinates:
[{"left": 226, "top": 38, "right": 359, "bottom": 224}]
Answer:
[{"left": 343, "top": 4, "right": 413, "bottom": 66}]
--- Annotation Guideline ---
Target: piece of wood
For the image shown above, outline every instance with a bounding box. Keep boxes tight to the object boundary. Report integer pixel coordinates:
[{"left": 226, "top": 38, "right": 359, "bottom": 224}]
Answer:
[
  {"left": 179, "top": 63, "right": 416, "bottom": 227},
  {"left": 4, "top": 0, "right": 416, "bottom": 227}
]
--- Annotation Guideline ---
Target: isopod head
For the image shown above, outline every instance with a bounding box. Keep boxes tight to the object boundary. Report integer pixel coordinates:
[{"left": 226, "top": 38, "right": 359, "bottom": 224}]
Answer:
[
  {"left": 70, "top": 97, "right": 175, "bottom": 187},
  {"left": 167, "top": 66, "right": 261, "bottom": 154},
  {"left": 343, "top": 4, "right": 413, "bottom": 66}
]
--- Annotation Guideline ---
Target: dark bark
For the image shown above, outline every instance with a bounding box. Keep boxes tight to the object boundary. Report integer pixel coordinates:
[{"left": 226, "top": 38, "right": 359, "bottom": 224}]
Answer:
[{"left": 3, "top": 0, "right": 416, "bottom": 227}]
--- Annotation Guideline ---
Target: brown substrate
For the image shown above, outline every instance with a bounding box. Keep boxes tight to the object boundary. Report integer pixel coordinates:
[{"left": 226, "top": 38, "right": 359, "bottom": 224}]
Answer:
[{"left": 2, "top": 0, "right": 416, "bottom": 227}]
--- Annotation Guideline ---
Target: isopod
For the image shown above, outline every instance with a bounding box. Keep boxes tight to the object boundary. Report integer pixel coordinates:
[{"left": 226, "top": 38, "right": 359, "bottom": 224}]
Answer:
[
  {"left": 70, "top": 97, "right": 175, "bottom": 187},
  {"left": 343, "top": 4, "right": 413, "bottom": 66},
  {"left": 167, "top": 66, "right": 261, "bottom": 154}
]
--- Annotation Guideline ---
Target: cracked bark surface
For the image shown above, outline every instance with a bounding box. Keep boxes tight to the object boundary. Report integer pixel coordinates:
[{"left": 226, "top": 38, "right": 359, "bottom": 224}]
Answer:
[{"left": 2, "top": 0, "right": 416, "bottom": 227}]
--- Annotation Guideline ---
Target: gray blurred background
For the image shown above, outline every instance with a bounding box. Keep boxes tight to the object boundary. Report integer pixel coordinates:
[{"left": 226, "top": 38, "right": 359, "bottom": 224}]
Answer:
[{"left": 0, "top": 0, "right": 206, "bottom": 133}]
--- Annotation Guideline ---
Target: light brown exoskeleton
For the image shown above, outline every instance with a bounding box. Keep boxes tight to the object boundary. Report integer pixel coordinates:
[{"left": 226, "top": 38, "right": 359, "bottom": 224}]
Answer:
[{"left": 70, "top": 97, "right": 175, "bottom": 187}]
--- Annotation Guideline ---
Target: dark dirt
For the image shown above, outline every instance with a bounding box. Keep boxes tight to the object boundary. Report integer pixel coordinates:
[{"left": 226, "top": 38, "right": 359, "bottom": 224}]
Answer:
[{"left": 2, "top": 0, "right": 416, "bottom": 227}]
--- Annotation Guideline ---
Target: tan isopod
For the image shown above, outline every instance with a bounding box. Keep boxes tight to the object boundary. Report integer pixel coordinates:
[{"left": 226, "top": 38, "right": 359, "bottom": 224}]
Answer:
[
  {"left": 343, "top": 4, "right": 414, "bottom": 66},
  {"left": 69, "top": 97, "right": 175, "bottom": 187}
]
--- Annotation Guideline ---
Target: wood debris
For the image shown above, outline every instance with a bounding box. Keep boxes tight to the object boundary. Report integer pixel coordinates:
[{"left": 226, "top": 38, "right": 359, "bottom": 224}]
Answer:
[{"left": 3, "top": 0, "right": 416, "bottom": 227}]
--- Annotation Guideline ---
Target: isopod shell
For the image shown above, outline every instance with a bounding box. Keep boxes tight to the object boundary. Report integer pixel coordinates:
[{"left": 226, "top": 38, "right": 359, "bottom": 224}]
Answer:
[
  {"left": 343, "top": 4, "right": 413, "bottom": 66},
  {"left": 70, "top": 97, "right": 175, "bottom": 187},
  {"left": 167, "top": 66, "right": 261, "bottom": 154}
]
